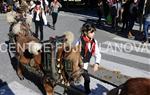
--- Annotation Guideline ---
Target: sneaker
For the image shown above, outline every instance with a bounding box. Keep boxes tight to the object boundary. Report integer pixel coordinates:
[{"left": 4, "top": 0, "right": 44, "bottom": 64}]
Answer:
[
  {"left": 128, "top": 35, "right": 135, "bottom": 40},
  {"left": 143, "top": 40, "right": 149, "bottom": 44}
]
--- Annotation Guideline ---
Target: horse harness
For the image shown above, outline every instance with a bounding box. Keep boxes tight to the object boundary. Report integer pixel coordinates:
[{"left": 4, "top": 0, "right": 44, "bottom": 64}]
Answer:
[
  {"left": 41, "top": 35, "right": 68, "bottom": 85},
  {"left": 57, "top": 45, "right": 84, "bottom": 84}
]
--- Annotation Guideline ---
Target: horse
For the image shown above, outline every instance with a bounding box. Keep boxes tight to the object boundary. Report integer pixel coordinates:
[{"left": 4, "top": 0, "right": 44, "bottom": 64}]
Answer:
[
  {"left": 57, "top": 44, "right": 83, "bottom": 83},
  {"left": 6, "top": 9, "right": 33, "bottom": 43},
  {"left": 15, "top": 33, "right": 42, "bottom": 80},
  {"left": 107, "top": 78, "right": 150, "bottom": 95},
  {"left": 6, "top": 8, "right": 42, "bottom": 80},
  {"left": 12, "top": 30, "right": 83, "bottom": 95},
  {"left": 43, "top": 44, "right": 83, "bottom": 95},
  {"left": 42, "top": 32, "right": 83, "bottom": 95}
]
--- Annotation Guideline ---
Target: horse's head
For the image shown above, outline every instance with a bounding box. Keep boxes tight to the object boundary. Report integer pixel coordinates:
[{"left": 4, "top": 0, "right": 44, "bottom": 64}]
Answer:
[{"left": 7, "top": 10, "right": 32, "bottom": 37}]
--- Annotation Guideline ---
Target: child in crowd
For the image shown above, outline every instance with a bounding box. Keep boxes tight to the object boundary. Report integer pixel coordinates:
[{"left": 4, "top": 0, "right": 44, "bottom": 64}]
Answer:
[{"left": 76, "top": 22, "right": 101, "bottom": 94}]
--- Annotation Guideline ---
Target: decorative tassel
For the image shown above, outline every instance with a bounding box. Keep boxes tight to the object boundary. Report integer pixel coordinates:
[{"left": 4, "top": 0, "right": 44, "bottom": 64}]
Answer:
[
  {"left": 58, "top": 69, "right": 61, "bottom": 73},
  {"left": 66, "top": 82, "right": 70, "bottom": 86},
  {"left": 57, "top": 58, "right": 60, "bottom": 61},
  {"left": 57, "top": 64, "right": 60, "bottom": 68},
  {"left": 61, "top": 80, "right": 64, "bottom": 84},
  {"left": 60, "top": 75, "right": 63, "bottom": 79}
]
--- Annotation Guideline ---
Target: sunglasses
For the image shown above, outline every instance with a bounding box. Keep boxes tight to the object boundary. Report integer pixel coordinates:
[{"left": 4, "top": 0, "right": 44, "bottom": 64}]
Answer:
[{"left": 89, "top": 29, "right": 95, "bottom": 33}]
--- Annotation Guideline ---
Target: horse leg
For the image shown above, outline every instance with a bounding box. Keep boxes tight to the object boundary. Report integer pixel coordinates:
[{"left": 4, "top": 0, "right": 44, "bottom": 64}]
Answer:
[
  {"left": 16, "top": 60, "right": 24, "bottom": 80},
  {"left": 42, "top": 75, "right": 55, "bottom": 95},
  {"left": 43, "top": 81, "right": 54, "bottom": 95},
  {"left": 63, "top": 88, "right": 68, "bottom": 95}
]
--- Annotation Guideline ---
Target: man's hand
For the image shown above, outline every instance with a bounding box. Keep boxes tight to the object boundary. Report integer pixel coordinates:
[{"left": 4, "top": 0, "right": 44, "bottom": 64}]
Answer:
[
  {"left": 93, "top": 63, "right": 99, "bottom": 72},
  {"left": 79, "top": 62, "right": 84, "bottom": 68}
]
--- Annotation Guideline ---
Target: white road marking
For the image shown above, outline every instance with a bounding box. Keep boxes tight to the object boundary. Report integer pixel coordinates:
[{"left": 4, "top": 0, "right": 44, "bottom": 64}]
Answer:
[
  {"left": 100, "top": 47, "right": 150, "bottom": 66},
  {"left": 100, "top": 59, "right": 150, "bottom": 78}
]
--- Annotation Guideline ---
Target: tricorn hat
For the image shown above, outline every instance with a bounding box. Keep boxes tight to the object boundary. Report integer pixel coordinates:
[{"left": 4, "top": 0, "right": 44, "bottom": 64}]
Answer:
[{"left": 35, "top": 1, "right": 41, "bottom": 5}]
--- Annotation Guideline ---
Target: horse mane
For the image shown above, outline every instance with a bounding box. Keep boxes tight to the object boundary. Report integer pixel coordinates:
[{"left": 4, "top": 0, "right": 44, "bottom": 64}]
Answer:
[
  {"left": 64, "top": 31, "right": 74, "bottom": 45},
  {"left": 16, "top": 34, "right": 40, "bottom": 55},
  {"left": 6, "top": 11, "right": 17, "bottom": 24}
]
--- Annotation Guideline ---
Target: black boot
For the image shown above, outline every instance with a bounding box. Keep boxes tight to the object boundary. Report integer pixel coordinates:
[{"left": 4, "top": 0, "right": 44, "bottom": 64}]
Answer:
[{"left": 84, "top": 82, "right": 91, "bottom": 94}]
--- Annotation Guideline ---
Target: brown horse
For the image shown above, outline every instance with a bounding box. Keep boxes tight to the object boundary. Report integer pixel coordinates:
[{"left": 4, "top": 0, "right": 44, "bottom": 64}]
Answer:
[
  {"left": 57, "top": 44, "right": 83, "bottom": 84},
  {"left": 7, "top": 8, "right": 33, "bottom": 43},
  {"left": 15, "top": 33, "right": 42, "bottom": 80},
  {"left": 43, "top": 43, "right": 83, "bottom": 95},
  {"left": 107, "top": 78, "right": 150, "bottom": 95},
  {"left": 13, "top": 31, "right": 83, "bottom": 95}
]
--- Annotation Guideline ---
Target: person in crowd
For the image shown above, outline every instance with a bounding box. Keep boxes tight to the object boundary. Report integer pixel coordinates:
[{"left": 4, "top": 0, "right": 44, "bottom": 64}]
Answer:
[
  {"left": 0, "top": 0, "right": 4, "bottom": 13},
  {"left": 32, "top": 1, "right": 47, "bottom": 40},
  {"left": 29, "top": 0, "right": 49, "bottom": 14},
  {"left": 2, "top": 2, "right": 8, "bottom": 13},
  {"left": 121, "top": 0, "right": 130, "bottom": 32},
  {"left": 50, "top": 0, "right": 62, "bottom": 30},
  {"left": 6, "top": 0, "right": 13, "bottom": 11},
  {"left": 103, "top": 0, "right": 110, "bottom": 22},
  {"left": 39, "top": 0, "right": 49, "bottom": 11},
  {"left": 143, "top": 13, "right": 150, "bottom": 43},
  {"left": 76, "top": 22, "right": 101, "bottom": 94},
  {"left": 111, "top": 0, "right": 122, "bottom": 31},
  {"left": 97, "top": 0, "right": 103, "bottom": 25},
  {"left": 13, "top": 0, "right": 20, "bottom": 11},
  {"left": 126, "top": 0, "right": 139, "bottom": 39}
]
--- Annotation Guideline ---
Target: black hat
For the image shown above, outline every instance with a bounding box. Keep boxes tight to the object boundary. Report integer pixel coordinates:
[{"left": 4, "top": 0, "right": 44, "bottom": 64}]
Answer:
[
  {"left": 81, "top": 22, "right": 96, "bottom": 33},
  {"left": 35, "top": 1, "right": 41, "bottom": 5}
]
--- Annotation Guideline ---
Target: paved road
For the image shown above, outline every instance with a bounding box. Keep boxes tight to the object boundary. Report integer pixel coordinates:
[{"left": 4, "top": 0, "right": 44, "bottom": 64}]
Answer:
[{"left": 0, "top": 10, "right": 149, "bottom": 95}]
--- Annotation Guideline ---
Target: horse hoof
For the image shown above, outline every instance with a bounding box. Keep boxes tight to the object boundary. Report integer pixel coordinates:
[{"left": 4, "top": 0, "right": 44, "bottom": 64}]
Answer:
[
  {"left": 17, "top": 74, "right": 24, "bottom": 80},
  {"left": 19, "top": 76, "right": 24, "bottom": 80}
]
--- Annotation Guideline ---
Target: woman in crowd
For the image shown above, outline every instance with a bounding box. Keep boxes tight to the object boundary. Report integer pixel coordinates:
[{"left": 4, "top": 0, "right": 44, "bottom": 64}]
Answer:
[{"left": 50, "top": 0, "right": 62, "bottom": 30}]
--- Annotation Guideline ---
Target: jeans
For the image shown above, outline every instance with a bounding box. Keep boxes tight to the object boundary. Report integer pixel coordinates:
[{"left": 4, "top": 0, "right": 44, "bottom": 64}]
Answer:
[
  {"left": 144, "top": 20, "right": 150, "bottom": 41},
  {"left": 52, "top": 12, "right": 58, "bottom": 26}
]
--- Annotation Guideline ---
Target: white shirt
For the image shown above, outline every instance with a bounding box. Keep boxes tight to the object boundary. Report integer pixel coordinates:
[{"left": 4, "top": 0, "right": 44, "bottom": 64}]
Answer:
[
  {"left": 40, "top": 0, "right": 49, "bottom": 9},
  {"left": 50, "top": 1, "right": 62, "bottom": 13},
  {"left": 76, "top": 38, "right": 101, "bottom": 70},
  {"left": 30, "top": 0, "right": 49, "bottom": 9}
]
